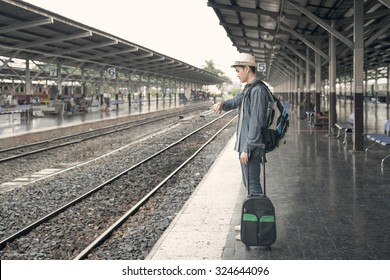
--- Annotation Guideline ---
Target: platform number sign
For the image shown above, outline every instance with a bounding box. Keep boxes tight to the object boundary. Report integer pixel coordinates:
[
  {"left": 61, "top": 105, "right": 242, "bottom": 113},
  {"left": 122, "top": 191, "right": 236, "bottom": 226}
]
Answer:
[
  {"left": 108, "top": 67, "right": 116, "bottom": 77},
  {"left": 50, "top": 68, "right": 58, "bottom": 77},
  {"left": 257, "top": 62, "right": 266, "bottom": 72}
]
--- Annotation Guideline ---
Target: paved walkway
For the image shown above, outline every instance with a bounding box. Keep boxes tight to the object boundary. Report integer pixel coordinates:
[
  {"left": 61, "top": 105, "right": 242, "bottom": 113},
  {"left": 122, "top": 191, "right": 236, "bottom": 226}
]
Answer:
[
  {"left": 148, "top": 105, "right": 390, "bottom": 260},
  {"left": 147, "top": 135, "right": 242, "bottom": 259}
]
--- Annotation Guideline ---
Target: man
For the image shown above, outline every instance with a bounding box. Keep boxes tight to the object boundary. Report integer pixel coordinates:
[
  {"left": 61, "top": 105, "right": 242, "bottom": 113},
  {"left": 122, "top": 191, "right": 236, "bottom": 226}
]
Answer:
[{"left": 212, "top": 53, "right": 270, "bottom": 240}]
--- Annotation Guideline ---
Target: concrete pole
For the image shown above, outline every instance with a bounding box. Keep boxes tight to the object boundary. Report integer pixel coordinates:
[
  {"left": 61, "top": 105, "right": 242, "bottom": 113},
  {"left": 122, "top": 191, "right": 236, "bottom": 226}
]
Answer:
[
  {"left": 375, "top": 68, "right": 379, "bottom": 101},
  {"left": 305, "top": 47, "right": 311, "bottom": 113},
  {"left": 57, "top": 63, "right": 62, "bottom": 98},
  {"left": 315, "top": 39, "right": 322, "bottom": 115},
  {"left": 387, "top": 66, "right": 390, "bottom": 111},
  {"left": 81, "top": 67, "right": 85, "bottom": 97},
  {"left": 25, "top": 59, "right": 31, "bottom": 97},
  {"left": 328, "top": 20, "right": 337, "bottom": 135},
  {"left": 299, "top": 58, "right": 304, "bottom": 118},
  {"left": 99, "top": 70, "right": 104, "bottom": 106},
  {"left": 146, "top": 78, "right": 151, "bottom": 109},
  {"left": 295, "top": 60, "right": 299, "bottom": 109},
  {"left": 353, "top": 0, "right": 365, "bottom": 151},
  {"left": 364, "top": 68, "right": 368, "bottom": 98}
]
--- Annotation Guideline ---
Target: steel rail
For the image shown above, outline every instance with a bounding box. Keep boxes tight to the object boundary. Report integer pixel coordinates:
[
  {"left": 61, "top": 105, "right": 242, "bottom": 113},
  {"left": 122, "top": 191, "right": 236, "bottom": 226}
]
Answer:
[
  {"left": 74, "top": 115, "right": 237, "bottom": 260},
  {"left": 0, "top": 110, "right": 233, "bottom": 250}
]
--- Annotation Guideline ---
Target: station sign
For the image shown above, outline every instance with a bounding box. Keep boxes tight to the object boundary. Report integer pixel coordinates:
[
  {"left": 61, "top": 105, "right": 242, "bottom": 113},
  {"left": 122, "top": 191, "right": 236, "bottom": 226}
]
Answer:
[
  {"left": 49, "top": 68, "right": 58, "bottom": 77},
  {"left": 257, "top": 62, "right": 266, "bottom": 72},
  {"left": 108, "top": 67, "right": 116, "bottom": 77}
]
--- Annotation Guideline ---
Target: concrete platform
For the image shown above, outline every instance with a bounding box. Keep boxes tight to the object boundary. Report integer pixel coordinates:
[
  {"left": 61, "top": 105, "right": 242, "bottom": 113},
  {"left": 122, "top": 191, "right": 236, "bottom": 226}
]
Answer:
[
  {"left": 1, "top": 99, "right": 389, "bottom": 260},
  {"left": 147, "top": 105, "right": 390, "bottom": 260},
  {"left": 0, "top": 101, "right": 199, "bottom": 147},
  {"left": 147, "top": 135, "right": 242, "bottom": 259}
]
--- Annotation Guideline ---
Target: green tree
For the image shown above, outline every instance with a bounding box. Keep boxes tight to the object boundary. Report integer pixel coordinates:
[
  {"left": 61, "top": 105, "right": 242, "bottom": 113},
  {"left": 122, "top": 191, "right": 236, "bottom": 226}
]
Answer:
[
  {"left": 202, "top": 59, "right": 232, "bottom": 84},
  {"left": 229, "top": 87, "right": 241, "bottom": 97}
]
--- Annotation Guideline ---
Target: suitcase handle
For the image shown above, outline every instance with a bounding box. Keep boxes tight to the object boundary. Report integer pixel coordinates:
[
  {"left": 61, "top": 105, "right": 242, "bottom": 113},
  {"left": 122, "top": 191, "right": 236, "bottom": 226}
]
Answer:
[{"left": 247, "top": 144, "right": 266, "bottom": 197}]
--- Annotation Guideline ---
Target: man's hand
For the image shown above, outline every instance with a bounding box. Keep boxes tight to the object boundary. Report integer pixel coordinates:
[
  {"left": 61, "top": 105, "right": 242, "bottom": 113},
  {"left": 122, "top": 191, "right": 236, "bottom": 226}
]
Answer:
[
  {"left": 240, "top": 152, "right": 249, "bottom": 165},
  {"left": 212, "top": 102, "right": 223, "bottom": 114}
]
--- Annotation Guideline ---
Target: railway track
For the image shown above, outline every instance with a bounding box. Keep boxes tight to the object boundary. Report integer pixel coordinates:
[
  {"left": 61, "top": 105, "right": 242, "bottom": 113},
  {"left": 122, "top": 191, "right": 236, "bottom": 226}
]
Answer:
[
  {"left": 0, "top": 111, "right": 236, "bottom": 259},
  {"left": 0, "top": 106, "right": 206, "bottom": 163}
]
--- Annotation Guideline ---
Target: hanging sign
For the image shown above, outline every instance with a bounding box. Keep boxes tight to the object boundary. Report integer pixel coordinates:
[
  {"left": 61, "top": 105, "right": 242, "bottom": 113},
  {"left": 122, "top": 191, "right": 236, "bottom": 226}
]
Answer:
[
  {"left": 257, "top": 62, "right": 266, "bottom": 72},
  {"left": 108, "top": 67, "right": 116, "bottom": 76},
  {"left": 49, "top": 68, "right": 58, "bottom": 77}
]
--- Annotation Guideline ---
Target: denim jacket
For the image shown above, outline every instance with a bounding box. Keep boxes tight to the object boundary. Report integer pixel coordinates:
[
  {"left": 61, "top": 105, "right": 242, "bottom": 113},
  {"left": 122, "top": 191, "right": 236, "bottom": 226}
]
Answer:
[{"left": 222, "top": 78, "right": 270, "bottom": 154}]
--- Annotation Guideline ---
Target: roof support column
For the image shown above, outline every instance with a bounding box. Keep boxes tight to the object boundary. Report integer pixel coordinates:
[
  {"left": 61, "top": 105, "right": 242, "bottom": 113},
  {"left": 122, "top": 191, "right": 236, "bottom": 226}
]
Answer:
[
  {"left": 99, "top": 70, "right": 104, "bottom": 105},
  {"left": 305, "top": 47, "right": 311, "bottom": 112},
  {"left": 174, "top": 81, "right": 178, "bottom": 103},
  {"left": 353, "top": 0, "right": 365, "bottom": 152},
  {"left": 168, "top": 80, "right": 172, "bottom": 106},
  {"left": 57, "top": 63, "right": 62, "bottom": 98},
  {"left": 294, "top": 59, "right": 299, "bottom": 109},
  {"left": 81, "top": 67, "right": 85, "bottom": 97},
  {"left": 289, "top": 72, "right": 294, "bottom": 105},
  {"left": 328, "top": 20, "right": 337, "bottom": 136},
  {"left": 127, "top": 74, "right": 132, "bottom": 108},
  {"left": 343, "top": 75, "right": 347, "bottom": 100},
  {"left": 138, "top": 76, "right": 143, "bottom": 108},
  {"left": 25, "top": 59, "right": 31, "bottom": 98},
  {"left": 387, "top": 66, "right": 390, "bottom": 111},
  {"left": 315, "top": 39, "right": 322, "bottom": 115},
  {"left": 364, "top": 68, "right": 368, "bottom": 97},
  {"left": 146, "top": 78, "right": 151, "bottom": 109},
  {"left": 374, "top": 68, "right": 379, "bottom": 101},
  {"left": 115, "top": 70, "right": 119, "bottom": 96},
  {"left": 298, "top": 58, "right": 304, "bottom": 118}
]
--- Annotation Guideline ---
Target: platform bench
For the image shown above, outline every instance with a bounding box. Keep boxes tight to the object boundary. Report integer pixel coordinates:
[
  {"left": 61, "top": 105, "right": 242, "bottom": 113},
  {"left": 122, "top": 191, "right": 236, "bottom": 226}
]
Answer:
[
  {"left": 308, "top": 111, "right": 329, "bottom": 127},
  {"left": 365, "top": 119, "right": 390, "bottom": 169},
  {"left": 335, "top": 113, "right": 354, "bottom": 145},
  {"left": 305, "top": 111, "right": 315, "bottom": 123}
]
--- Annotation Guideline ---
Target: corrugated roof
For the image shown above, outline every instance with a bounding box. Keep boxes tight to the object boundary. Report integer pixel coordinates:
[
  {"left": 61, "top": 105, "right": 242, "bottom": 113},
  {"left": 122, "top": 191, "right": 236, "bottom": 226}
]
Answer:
[
  {"left": 208, "top": 0, "right": 390, "bottom": 85},
  {"left": 0, "top": 0, "right": 227, "bottom": 85}
]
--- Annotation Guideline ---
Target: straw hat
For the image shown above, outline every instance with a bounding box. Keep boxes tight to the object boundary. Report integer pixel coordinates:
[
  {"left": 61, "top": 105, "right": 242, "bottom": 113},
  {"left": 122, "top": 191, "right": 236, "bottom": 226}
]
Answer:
[{"left": 231, "top": 53, "right": 256, "bottom": 67}]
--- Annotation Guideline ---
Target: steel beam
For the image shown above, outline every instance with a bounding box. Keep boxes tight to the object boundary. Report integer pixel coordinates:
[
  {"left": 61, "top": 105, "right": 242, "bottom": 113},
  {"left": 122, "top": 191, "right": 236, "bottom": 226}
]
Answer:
[
  {"left": 207, "top": 1, "right": 306, "bottom": 22},
  {"left": 378, "top": 0, "right": 390, "bottom": 9},
  {"left": 15, "top": 31, "right": 92, "bottom": 49},
  {"left": 52, "top": 40, "right": 118, "bottom": 56},
  {"left": 286, "top": 0, "right": 354, "bottom": 49},
  {"left": 85, "top": 47, "right": 139, "bottom": 60},
  {"left": 277, "top": 39, "right": 316, "bottom": 68},
  {"left": 279, "top": 23, "right": 329, "bottom": 61},
  {"left": 364, "top": 19, "right": 390, "bottom": 47},
  {"left": 0, "top": 17, "right": 53, "bottom": 34}
]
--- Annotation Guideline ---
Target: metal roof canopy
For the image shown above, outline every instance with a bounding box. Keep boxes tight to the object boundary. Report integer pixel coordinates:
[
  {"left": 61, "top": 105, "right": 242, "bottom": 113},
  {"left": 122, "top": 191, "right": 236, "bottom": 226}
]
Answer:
[
  {"left": 0, "top": 0, "right": 226, "bottom": 85},
  {"left": 208, "top": 0, "right": 390, "bottom": 86}
]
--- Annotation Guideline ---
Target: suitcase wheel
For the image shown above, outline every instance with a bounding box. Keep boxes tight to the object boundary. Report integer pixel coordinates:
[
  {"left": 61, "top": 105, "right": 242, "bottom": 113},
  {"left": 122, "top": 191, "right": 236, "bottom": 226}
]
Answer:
[
  {"left": 265, "top": 246, "right": 272, "bottom": 251},
  {"left": 245, "top": 245, "right": 251, "bottom": 251}
]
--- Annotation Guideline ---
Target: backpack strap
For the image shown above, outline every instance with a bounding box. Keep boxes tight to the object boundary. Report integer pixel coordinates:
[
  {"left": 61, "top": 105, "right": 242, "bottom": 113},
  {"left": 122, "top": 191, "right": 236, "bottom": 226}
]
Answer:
[{"left": 245, "top": 79, "right": 274, "bottom": 103}]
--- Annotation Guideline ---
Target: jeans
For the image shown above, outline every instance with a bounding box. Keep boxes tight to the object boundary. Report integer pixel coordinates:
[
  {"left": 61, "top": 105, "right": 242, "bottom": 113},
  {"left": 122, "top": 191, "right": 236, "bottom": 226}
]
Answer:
[{"left": 240, "top": 148, "right": 263, "bottom": 195}]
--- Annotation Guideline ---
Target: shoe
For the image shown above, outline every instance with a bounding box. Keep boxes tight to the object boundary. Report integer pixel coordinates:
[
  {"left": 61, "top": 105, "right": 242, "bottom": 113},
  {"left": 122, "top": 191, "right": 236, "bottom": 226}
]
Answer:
[
  {"left": 234, "top": 225, "right": 241, "bottom": 231},
  {"left": 235, "top": 234, "right": 241, "bottom": 241}
]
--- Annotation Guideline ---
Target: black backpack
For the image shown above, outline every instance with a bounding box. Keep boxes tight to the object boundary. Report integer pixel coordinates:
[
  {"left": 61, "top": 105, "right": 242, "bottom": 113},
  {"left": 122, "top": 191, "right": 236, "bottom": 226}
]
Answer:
[{"left": 246, "top": 80, "right": 289, "bottom": 153}]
